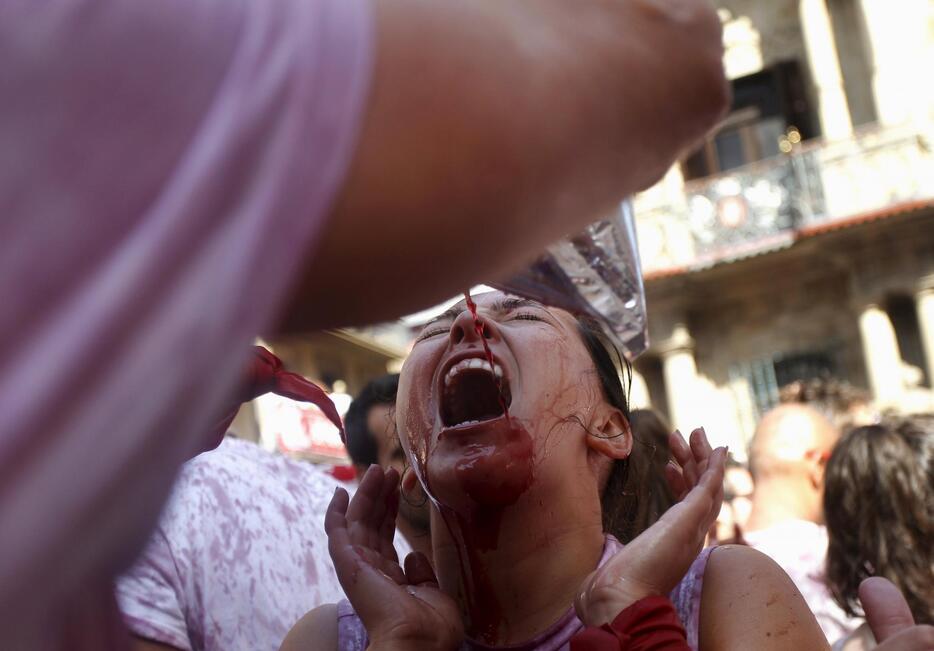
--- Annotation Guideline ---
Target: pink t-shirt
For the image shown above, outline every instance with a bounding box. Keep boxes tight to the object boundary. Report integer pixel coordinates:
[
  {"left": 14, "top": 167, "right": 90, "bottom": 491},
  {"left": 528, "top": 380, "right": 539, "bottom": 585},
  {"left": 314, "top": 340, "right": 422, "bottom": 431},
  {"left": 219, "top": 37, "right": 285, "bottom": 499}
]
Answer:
[
  {"left": 117, "top": 438, "right": 411, "bottom": 651},
  {"left": 0, "top": 0, "right": 373, "bottom": 645}
]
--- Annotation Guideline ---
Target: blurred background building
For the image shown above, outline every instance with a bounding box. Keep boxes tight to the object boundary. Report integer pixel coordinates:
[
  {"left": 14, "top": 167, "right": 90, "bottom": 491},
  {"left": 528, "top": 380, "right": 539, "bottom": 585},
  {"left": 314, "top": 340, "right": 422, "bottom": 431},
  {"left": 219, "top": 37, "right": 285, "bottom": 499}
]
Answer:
[
  {"left": 628, "top": 0, "right": 934, "bottom": 456},
  {"left": 234, "top": 0, "right": 934, "bottom": 465}
]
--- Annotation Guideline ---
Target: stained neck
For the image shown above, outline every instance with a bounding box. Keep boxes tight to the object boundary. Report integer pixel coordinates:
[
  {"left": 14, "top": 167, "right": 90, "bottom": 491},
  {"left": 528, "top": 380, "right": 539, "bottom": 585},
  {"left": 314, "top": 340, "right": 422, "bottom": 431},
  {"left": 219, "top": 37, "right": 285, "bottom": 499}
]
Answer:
[{"left": 431, "top": 485, "right": 605, "bottom": 646}]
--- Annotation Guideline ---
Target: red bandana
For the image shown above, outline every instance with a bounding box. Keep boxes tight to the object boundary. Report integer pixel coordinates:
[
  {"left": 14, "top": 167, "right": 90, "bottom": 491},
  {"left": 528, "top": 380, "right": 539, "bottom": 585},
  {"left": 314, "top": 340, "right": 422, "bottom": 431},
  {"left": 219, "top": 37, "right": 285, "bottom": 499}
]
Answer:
[{"left": 204, "top": 346, "right": 344, "bottom": 453}]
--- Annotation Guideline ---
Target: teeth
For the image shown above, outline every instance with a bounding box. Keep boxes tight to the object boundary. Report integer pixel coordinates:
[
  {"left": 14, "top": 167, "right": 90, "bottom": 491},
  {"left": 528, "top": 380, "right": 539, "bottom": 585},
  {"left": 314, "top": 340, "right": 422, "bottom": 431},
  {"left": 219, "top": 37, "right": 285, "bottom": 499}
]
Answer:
[{"left": 443, "top": 357, "right": 505, "bottom": 386}]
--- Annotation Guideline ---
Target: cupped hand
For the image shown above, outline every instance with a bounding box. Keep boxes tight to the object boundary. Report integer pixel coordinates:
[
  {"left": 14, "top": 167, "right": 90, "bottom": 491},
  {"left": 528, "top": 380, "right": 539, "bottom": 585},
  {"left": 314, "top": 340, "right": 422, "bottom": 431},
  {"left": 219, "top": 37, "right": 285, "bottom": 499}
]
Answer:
[
  {"left": 861, "top": 577, "right": 934, "bottom": 650},
  {"left": 576, "top": 428, "right": 726, "bottom": 626},
  {"left": 326, "top": 465, "right": 463, "bottom": 651}
]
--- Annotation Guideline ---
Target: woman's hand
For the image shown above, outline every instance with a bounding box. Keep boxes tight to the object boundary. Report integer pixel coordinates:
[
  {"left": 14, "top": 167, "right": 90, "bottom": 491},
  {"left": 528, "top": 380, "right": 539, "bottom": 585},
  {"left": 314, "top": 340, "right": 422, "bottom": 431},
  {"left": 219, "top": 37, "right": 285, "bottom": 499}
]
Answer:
[
  {"left": 576, "top": 428, "right": 726, "bottom": 626},
  {"left": 326, "top": 465, "right": 463, "bottom": 651}
]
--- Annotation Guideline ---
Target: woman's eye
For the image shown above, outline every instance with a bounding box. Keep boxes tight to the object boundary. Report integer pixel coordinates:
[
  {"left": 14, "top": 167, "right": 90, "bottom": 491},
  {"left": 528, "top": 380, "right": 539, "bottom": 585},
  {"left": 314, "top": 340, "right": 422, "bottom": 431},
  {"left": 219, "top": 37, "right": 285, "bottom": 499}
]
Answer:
[{"left": 416, "top": 327, "right": 449, "bottom": 342}]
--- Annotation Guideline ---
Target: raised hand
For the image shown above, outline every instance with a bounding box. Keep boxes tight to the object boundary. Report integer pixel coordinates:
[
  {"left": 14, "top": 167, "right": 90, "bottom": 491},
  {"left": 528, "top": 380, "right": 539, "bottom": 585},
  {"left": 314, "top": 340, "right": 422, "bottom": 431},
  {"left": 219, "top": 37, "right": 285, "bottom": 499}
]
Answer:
[
  {"left": 326, "top": 466, "right": 463, "bottom": 651},
  {"left": 576, "top": 428, "right": 726, "bottom": 626},
  {"left": 861, "top": 577, "right": 934, "bottom": 650},
  {"left": 665, "top": 427, "right": 723, "bottom": 503}
]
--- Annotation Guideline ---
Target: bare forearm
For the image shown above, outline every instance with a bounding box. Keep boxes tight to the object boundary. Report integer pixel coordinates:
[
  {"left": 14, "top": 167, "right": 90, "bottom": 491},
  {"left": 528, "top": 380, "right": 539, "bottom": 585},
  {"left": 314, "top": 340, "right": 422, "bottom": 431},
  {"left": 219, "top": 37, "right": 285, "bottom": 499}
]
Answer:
[{"left": 282, "top": 0, "right": 727, "bottom": 331}]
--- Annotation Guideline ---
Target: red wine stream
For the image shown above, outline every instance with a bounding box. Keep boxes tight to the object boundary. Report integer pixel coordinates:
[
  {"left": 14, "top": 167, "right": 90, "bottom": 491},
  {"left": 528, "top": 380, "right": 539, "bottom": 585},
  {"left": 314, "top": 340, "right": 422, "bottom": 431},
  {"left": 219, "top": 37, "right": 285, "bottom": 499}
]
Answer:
[
  {"left": 464, "top": 290, "right": 511, "bottom": 425},
  {"left": 418, "top": 291, "right": 535, "bottom": 644}
]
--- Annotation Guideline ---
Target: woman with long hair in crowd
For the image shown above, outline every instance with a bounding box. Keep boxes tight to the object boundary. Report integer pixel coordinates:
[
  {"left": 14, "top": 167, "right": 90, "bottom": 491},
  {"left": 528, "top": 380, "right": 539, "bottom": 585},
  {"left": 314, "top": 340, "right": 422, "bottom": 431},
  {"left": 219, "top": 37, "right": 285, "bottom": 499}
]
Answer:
[
  {"left": 282, "top": 291, "right": 827, "bottom": 650},
  {"left": 825, "top": 415, "right": 934, "bottom": 651}
]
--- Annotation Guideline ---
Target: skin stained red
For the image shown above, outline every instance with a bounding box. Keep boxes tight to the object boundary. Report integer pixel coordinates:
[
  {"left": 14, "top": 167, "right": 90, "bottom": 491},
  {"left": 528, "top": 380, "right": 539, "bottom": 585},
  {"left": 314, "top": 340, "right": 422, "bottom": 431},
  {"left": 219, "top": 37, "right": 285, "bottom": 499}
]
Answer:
[
  {"left": 449, "top": 424, "right": 534, "bottom": 642},
  {"left": 465, "top": 291, "right": 512, "bottom": 427},
  {"left": 412, "top": 291, "right": 534, "bottom": 643},
  {"left": 402, "top": 290, "right": 595, "bottom": 644}
]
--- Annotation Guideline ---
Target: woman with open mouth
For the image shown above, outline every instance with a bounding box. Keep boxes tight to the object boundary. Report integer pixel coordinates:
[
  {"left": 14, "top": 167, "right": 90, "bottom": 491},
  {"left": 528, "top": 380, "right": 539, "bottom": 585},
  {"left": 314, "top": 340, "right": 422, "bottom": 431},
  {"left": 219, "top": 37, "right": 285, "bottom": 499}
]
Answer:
[{"left": 282, "top": 291, "right": 829, "bottom": 651}]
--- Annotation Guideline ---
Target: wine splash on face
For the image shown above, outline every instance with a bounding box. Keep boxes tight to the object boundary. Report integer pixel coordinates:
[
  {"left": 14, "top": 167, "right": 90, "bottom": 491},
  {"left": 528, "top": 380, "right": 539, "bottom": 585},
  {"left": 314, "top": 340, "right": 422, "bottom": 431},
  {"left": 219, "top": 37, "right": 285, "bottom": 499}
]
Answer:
[
  {"left": 421, "top": 290, "right": 532, "bottom": 642},
  {"left": 395, "top": 290, "right": 628, "bottom": 645},
  {"left": 399, "top": 289, "right": 603, "bottom": 644},
  {"left": 464, "top": 290, "right": 512, "bottom": 427}
]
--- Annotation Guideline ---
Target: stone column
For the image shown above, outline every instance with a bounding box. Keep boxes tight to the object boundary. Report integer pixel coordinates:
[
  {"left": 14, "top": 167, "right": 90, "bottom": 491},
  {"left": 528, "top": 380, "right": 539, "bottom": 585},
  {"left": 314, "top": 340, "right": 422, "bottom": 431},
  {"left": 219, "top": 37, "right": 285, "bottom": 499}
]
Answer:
[
  {"left": 628, "top": 367, "right": 652, "bottom": 411},
  {"left": 800, "top": 0, "right": 853, "bottom": 140},
  {"left": 857, "top": 301, "right": 904, "bottom": 406},
  {"left": 659, "top": 323, "right": 701, "bottom": 432},
  {"left": 857, "top": 0, "right": 931, "bottom": 126},
  {"left": 915, "top": 279, "right": 934, "bottom": 387}
]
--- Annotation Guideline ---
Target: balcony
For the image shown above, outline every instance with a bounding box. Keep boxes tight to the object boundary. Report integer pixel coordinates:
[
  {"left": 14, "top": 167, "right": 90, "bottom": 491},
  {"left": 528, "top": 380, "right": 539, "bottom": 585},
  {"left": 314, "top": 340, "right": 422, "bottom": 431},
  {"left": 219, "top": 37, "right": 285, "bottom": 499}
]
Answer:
[{"left": 635, "top": 124, "right": 934, "bottom": 277}]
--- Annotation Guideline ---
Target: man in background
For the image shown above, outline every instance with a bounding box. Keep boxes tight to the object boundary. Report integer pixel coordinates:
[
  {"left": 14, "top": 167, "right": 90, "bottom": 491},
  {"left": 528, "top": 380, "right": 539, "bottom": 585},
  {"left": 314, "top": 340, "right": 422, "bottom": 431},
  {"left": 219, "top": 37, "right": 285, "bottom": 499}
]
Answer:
[
  {"left": 116, "top": 436, "right": 411, "bottom": 651},
  {"left": 744, "top": 404, "right": 860, "bottom": 645},
  {"left": 778, "top": 377, "right": 876, "bottom": 431},
  {"left": 344, "top": 374, "right": 432, "bottom": 558}
]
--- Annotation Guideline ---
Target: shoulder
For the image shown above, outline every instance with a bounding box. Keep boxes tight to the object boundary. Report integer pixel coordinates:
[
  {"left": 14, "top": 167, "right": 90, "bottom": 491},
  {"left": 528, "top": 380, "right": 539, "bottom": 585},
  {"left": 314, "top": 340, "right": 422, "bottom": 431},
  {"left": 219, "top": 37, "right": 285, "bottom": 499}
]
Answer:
[
  {"left": 280, "top": 603, "right": 340, "bottom": 651},
  {"left": 698, "top": 545, "right": 830, "bottom": 651},
  {"left": 172, "top": 438, "right": 340, "bottom": 516},
  {"left": 144, "top": 438, "right": 349, "bottom": 602},
  {"left": 183, "top": 437, "right": 276, "bottom": 478}
]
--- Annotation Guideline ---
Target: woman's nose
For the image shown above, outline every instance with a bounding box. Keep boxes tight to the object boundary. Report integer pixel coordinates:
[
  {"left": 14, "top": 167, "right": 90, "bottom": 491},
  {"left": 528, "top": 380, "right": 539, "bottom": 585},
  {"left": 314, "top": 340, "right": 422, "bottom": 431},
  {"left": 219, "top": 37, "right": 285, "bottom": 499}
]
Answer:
[{"left": 449, "top": 308, "right": 497, "bottom": 346}]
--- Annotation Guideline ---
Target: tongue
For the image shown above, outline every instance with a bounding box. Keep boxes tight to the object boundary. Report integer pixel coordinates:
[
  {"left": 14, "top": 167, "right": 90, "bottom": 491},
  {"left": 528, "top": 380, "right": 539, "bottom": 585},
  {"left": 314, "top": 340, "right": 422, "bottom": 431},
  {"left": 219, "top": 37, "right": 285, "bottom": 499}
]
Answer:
[{"left": 443, "top": 371, "right": 507, "bottom": 427}]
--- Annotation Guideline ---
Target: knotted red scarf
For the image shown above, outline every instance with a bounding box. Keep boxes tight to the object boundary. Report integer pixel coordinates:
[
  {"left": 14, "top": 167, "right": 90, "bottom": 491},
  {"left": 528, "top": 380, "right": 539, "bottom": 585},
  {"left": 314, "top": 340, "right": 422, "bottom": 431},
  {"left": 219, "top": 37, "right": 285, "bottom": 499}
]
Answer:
[
  {"left": 570, "top": 596, "right": 690, "bottom": 651},
  {"left": 204, "top": 346, "right": 344, "bottom": 453}
]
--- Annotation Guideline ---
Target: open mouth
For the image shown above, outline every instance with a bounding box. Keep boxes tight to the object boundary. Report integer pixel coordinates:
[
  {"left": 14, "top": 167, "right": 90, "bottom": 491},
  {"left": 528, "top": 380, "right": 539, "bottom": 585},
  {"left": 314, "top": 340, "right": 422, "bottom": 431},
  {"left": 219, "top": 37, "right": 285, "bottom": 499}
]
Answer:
[{"left": 440, "top": 357, "right": 512, "bottom": 428}]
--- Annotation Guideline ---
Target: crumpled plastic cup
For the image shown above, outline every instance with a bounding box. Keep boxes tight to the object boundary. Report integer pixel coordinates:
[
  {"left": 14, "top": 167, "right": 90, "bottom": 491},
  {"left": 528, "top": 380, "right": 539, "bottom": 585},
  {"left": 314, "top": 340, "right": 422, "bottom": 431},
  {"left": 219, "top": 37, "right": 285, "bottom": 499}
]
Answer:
[{"left": 491, "top": 200, "right": 648, "bottom": 361}]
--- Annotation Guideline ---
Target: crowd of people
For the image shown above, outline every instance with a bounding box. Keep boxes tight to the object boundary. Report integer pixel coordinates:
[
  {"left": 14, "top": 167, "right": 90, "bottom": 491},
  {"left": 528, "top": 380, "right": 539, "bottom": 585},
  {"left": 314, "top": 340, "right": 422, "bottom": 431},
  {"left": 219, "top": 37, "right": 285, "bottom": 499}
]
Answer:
[
  {"left": 112, "top": 344, "right": 933, "bottom": 651},
  {"left": 701, "top": 380, "right": 934, "bottom": 651},
  {"left": 2, "top": 0, "right": 933, "bottom": 648}
]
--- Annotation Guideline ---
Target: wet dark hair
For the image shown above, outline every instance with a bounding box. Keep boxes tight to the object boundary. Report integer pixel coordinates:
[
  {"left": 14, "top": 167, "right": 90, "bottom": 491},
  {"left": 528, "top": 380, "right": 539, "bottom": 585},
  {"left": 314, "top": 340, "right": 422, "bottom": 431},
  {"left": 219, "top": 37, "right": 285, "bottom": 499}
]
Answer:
[
  {"left": 574, "top": 315, "right": 661, "bottom": 543},
  {"left": 823, "top": 415, "right": 934, "bottom": 625},
  {"left": 344, "top": 374, "right": 400, "bottom": 467},
  {"left": 627, "top": 409, "right": 677, "bottom": 537}
]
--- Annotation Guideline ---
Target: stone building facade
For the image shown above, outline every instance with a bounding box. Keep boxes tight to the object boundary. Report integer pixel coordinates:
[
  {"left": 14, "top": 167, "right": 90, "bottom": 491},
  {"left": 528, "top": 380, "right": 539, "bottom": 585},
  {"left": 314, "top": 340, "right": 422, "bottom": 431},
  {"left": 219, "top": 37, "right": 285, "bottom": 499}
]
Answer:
[{"left": 630, "top": 0, "right": 934, "bottom": 455}]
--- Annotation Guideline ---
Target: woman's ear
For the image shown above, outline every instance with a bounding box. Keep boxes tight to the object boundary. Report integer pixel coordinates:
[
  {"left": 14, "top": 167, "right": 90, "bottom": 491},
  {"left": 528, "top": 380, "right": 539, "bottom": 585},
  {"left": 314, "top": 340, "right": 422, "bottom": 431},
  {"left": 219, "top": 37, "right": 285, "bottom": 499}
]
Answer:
[{"left": 585, "top": 407, "right": 633, "bottom": 460}]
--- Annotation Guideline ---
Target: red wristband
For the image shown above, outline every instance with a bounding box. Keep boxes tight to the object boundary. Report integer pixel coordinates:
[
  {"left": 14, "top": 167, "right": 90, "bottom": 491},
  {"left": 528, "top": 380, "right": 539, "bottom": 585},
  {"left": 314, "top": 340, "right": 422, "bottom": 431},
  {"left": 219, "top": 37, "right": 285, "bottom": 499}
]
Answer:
[{"left": 570, "top": 595, "right": 689, "bottom": 651}]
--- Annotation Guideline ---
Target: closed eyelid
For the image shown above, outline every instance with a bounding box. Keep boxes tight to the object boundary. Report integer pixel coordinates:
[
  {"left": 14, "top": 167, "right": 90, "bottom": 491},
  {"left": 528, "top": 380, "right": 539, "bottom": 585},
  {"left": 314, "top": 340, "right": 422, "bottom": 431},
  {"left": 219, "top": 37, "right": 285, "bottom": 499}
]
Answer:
[
  {"left": 415, "top": 326, "right": 450, "bottom": 342},
  {"left": 419, "top": 298, "right": 552, "bottom": 337},
  {"left": 498, "top": 297, "right": 542, "bottom": 312},
  {"left": 498, "top": 300, "right": 557, "bottom": 324}
]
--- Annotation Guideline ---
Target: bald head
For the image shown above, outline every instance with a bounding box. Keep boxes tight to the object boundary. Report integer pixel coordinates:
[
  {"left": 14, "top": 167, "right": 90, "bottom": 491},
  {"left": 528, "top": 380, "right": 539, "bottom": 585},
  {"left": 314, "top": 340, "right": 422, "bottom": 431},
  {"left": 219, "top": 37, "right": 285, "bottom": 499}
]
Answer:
[{"left": 750, "top": 404, "right": 839, "bottom": 481}]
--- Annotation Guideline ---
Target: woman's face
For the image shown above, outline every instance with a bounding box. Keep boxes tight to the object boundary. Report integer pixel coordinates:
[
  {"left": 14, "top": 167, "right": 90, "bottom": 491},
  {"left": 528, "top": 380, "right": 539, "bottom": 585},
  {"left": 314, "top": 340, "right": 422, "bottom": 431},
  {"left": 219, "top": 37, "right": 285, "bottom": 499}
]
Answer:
[{"left": 397, "top": 292, "right": 614, "bottom": 513}]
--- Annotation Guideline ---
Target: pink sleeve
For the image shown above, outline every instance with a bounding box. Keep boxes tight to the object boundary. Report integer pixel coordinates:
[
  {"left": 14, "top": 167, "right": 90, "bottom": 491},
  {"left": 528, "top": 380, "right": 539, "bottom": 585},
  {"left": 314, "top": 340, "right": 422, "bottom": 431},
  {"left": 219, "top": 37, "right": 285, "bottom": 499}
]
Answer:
[
  {"left": 0, "top": 0, "right": 373, "bottom": 643},
  {"left": 115, "top": 528, "right": 192, "bottom": 651}
]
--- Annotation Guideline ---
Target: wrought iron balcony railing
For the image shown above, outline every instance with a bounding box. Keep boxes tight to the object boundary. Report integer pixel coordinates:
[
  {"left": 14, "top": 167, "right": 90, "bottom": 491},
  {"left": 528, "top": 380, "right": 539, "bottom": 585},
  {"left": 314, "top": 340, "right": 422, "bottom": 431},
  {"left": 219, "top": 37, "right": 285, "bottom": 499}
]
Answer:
[{"left": 635, "top": 124, "right": 934, "bottom": 276}]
